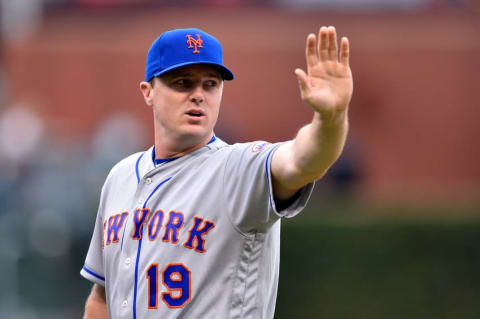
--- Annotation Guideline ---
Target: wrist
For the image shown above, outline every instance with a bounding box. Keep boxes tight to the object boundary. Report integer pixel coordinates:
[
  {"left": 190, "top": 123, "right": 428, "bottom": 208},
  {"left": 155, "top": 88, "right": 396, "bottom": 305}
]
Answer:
[{"left": 313, "top": 109, "right": 348, "bottom": 129}]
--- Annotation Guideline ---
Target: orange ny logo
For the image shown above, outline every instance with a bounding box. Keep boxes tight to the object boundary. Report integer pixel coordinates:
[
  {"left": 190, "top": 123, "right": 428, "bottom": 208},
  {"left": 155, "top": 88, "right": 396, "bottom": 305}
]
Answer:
[{"left": 186, "top": 34, "right": 203, "bottom": 53}]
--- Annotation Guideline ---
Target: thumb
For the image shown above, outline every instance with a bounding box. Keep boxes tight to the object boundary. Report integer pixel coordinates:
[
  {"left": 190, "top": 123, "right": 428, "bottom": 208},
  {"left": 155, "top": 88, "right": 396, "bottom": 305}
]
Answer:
[{"left": 294, "top": 68, "right": 309, "bottom": 93}]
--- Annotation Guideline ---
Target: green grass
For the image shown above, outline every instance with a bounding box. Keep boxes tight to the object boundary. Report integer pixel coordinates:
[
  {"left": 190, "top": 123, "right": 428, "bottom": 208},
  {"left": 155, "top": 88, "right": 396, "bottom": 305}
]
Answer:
[{"left": 276, "top": 217, "right": 480, "bottom": 319}]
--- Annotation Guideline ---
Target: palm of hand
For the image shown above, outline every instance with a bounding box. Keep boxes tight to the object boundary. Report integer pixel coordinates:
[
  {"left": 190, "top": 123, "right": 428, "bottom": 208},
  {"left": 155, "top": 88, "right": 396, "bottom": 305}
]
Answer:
[{"left": 296, "top": 26, "right": 353, "bottom": 116}]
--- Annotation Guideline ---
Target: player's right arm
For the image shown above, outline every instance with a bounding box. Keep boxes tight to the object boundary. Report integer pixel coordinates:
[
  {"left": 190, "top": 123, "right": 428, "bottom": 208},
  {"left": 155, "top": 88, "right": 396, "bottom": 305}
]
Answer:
[
  {"left": 83, "top": 284, "right": 108, "bottom": 319},
  {"left": 271, "top": 26, "right": 352, "bottom": 201}
]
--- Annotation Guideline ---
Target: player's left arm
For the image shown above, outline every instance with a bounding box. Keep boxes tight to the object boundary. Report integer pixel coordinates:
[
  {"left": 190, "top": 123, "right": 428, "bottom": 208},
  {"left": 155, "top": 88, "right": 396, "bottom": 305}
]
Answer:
[{"left": 271, "top": 26, "right": 353, "bottom": 201}]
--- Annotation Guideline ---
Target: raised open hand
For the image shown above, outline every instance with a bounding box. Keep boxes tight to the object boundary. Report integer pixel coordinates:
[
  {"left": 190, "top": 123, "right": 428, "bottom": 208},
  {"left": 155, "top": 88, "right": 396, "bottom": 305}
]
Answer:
[{"left": 295, "top": 26, "right": 353, "bottom": 118}]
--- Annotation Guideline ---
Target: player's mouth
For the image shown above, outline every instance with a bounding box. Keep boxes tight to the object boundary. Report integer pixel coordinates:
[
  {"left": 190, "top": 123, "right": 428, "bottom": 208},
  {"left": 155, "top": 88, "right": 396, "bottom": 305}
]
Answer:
[{"left": 185, "top": 108, "right": 205, "bottom": 118}]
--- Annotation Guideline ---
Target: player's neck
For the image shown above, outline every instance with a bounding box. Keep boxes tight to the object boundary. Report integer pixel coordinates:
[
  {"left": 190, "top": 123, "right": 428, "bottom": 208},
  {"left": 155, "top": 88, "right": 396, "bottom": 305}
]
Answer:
[{"left": 154, "top": 134, "right": 213, "bottom": 159}]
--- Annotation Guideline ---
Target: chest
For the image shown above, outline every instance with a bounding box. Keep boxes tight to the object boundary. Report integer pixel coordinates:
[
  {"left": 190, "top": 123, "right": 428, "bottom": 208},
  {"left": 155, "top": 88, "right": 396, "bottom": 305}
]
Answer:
[{"left": 101, "top": 163, "right": 229, "bottom": 259}]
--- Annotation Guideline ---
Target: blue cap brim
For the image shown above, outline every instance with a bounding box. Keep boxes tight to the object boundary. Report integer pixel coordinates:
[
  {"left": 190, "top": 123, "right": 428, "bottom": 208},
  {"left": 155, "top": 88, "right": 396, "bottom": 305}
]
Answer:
[{"left": 152, "top": 61, "right": 234, "bottom": 81}]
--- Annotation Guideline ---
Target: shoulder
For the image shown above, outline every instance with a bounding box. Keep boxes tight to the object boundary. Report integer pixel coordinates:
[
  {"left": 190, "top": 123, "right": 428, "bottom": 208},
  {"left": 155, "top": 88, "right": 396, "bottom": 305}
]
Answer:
[
  {"left": 109, "top": 151, "right": 144, "bottom": 176},
  {"left": 103, "top": 151, "right": 145, "bottom": 185},
  {"left": 211, "top": 138, "right": 274, "bottom": 152},
  {"left": 201, "top": 139, "right": 274, "bottom": 159},
  {"left": 183, "top": 139, "right": 276, "bottom": 168},
  {"left": 95, "top": 150, "right": 145, "bottom": 200},
  {"left": 217, "top": 140, "right": 280, "bottom": 169},
  {"left": 226, "top": 140, "right": 277, "bottom": 157}
]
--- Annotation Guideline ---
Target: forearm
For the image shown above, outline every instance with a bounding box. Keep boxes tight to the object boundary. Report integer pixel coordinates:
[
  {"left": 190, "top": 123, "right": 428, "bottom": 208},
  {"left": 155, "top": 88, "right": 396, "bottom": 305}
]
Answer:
[
  {"left": 83, "top": 284, "right": 108, "bottom": 319},
  {"left": 272, "top": 110, "right": 348, "bottom": 200},
  {"left": 294, "top": 110, "right": 348, "bottom": 179}
]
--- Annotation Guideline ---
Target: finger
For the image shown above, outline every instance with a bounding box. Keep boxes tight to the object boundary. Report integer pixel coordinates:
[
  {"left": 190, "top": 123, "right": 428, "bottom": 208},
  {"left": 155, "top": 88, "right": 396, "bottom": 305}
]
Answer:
[
  {"left": 295, "top": 68, "right": 309, "bottom": 93},
  {"left": 339, "top": 36, "right": 350, "bottom": 67},
  {"left": 318, "top": 26, "right": 329, "bottom": 61},
  {"left": 305, "top": 33, "right": 318, "bottom": 68},
  {"left": 327, "top": 26, "right": 338, "bottom": 62}
]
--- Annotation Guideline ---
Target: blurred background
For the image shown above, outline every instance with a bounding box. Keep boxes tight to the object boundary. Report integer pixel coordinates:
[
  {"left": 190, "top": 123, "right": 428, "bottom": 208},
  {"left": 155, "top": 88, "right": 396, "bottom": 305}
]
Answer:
[{"left": 1, "top": 0, "right": 479, "bottom": 318}]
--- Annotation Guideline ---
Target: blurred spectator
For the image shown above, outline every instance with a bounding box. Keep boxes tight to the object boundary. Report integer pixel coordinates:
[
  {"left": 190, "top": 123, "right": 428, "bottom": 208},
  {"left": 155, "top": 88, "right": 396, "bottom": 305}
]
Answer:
[
  {"left": 0, "top": 102, "right": 46, "bottom": 214},
  {"left": 1, "top": 0, "right": 42, "bottom": 43},
  {"left": 89, "top": 112, "right": 145, "bottom": 166},
  {"left": 0, "top": 104, "right": 45, "bottom": 166}
]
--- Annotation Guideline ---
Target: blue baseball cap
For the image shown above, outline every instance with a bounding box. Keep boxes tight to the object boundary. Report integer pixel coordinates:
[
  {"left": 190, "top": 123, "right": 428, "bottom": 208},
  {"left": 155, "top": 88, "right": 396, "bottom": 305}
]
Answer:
[{"left": 145, "top": 28, "right": 234, "bottom": 82}]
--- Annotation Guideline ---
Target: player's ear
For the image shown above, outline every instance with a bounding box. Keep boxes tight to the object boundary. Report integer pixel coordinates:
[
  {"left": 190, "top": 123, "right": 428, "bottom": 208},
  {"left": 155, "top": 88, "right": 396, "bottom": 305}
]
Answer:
[{"left": 140, "top": 81, "right": 153, "bottom": 106}]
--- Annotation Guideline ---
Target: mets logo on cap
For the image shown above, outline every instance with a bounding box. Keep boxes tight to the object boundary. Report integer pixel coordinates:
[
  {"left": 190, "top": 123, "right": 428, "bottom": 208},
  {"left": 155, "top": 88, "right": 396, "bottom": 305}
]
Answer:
[{"left": 186, "top": 34, "right": 203, "bottom": 53}]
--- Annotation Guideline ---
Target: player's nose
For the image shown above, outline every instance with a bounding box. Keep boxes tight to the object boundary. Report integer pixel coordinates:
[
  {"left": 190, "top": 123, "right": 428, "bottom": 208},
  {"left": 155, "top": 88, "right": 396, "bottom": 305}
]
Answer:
[
  {"left": 190, "top": 96, "right": 203, "bottom": 104},
  {"left": 189, "top": 86, "right": 204, "bottom": 104}
]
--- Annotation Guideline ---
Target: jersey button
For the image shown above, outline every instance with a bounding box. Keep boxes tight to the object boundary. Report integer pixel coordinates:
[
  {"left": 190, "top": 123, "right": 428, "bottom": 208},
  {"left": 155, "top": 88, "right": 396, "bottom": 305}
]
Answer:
[
  {"left": 122, "top": 300, "right": 128, "bottom": 307},
  {"left": 125, "top": 257, "right": 131, "bottom": 265},
  {"left": 146, "top": 177, "right": 152, "bottom": 184},
  {"left": 138, "top": 199, "right": 143, "bottom": 205}
]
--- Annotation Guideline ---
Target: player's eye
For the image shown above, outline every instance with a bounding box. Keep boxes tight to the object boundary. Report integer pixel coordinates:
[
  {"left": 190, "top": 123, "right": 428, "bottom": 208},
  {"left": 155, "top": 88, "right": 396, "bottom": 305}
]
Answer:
[
  {"left": 204, "top": 80, "right": 219, "bottom": 89},
  {"left": 171, "top": 79, "right": 194, "bottom": 90},
  {"left": 174, "top": 79, "right": 187, "bottom": 86}
]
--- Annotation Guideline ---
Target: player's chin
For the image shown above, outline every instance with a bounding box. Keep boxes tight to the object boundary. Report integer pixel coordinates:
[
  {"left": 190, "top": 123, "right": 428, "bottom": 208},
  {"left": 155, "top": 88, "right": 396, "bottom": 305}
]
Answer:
[{"left": 179, "top": 123, "right": 212, "bottom": 139}]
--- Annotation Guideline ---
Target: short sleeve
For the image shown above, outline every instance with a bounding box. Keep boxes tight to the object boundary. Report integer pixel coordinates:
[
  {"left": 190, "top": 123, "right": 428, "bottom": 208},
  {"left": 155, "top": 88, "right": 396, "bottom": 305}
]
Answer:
[
  {"left": 80, "top": 186, "right": 107, "bottom": 286},
  {"left": 223, "top": 141, "right": 314, "bottom": 234}
]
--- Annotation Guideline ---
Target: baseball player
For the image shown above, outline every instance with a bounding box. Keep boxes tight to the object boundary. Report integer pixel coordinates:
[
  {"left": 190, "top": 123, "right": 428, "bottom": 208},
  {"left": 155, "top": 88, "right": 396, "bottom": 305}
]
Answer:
[{"left": 81, "top": 26, "right": 352, "bottom": 318}]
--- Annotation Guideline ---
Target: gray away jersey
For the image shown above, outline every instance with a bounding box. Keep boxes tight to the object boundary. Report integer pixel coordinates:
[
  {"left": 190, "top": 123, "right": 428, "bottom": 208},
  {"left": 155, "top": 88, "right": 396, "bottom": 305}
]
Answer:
[{"left": 80, "top": 137, "right": 313, "bottom": 319}]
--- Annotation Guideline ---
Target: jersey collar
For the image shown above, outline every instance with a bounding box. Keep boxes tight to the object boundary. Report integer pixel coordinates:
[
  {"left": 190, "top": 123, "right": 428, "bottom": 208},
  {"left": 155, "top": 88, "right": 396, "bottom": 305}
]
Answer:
[{"left": 151, "top": 135, "right": 217, "bottom": 166}]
